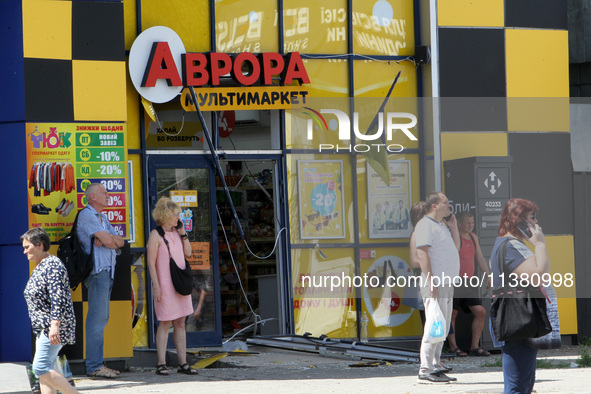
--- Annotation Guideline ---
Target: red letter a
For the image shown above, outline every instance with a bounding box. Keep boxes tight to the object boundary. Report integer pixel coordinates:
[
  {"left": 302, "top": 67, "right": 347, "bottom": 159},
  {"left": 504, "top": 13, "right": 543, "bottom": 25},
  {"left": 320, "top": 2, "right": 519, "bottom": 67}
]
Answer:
[{"left": 141, "top": 42, "right": 182, "bottom": 87}]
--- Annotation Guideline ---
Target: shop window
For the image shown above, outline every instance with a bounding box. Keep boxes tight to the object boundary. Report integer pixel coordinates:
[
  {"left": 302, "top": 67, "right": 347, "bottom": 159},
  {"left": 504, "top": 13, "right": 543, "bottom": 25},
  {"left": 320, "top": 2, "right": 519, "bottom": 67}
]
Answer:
[
  {"left": 351, "top": 0, "right": 414, "bottom": 57},
  {"left": 283, "top": 0, "right": 348, "bottom": 54},
  {"left": 215, "top": 0, "right": 278, "bottom": 53},
  {"left": 216, "top": 160, "right": 280, "bottom": 337},
  {"left": 218, "top": 110, "right": 280, "bottom": 150}
]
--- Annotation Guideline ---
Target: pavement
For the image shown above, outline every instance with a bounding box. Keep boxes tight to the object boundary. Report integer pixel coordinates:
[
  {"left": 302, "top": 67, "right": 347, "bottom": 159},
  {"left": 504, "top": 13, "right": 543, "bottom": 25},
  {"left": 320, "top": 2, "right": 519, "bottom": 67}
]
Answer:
[{"left": 0, "top": 345, "right": 587, "bottom": 393}]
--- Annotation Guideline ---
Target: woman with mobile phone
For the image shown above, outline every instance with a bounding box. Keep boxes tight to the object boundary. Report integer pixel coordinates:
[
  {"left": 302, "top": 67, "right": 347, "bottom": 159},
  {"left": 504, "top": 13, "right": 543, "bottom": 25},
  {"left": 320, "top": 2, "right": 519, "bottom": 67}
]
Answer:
[
  {"left": 147, "top": 197, "right": 200, "bottom": 376},
  {"left": 489, "top": 198, "right": 550, "bottom": 394}
]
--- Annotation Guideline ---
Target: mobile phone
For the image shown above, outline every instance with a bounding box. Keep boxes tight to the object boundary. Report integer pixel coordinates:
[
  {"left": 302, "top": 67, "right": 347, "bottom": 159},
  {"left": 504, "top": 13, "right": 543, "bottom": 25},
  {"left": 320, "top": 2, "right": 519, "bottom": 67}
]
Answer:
[
  {"left": 516, "top": 220, "right": 533, "bottom": 238},
  {"left": 175, "top": 219, "right": 183, "bottom": 230},
  {"left": 444, "top": 214, "right": 453, "bottom": 221}
]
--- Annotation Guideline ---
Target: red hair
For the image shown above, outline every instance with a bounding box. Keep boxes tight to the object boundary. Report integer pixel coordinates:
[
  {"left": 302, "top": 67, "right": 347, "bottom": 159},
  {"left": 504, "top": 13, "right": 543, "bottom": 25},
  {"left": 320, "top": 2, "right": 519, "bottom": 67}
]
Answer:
[{"left": 499, "top": 198, "right": 538, "bottom": 237}]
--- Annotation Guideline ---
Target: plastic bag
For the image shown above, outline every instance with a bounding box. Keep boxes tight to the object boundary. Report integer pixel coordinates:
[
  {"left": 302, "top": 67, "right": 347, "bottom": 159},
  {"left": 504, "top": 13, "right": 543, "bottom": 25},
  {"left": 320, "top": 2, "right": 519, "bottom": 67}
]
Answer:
[{"left": 424, "top": 298, "right": 446, "bottom": 343}]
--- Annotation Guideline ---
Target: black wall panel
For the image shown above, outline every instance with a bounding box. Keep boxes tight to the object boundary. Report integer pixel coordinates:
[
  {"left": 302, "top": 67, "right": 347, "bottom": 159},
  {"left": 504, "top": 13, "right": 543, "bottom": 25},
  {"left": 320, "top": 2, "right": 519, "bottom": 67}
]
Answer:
[
  {"left": 439, "top": 28, "right": 506, "bottom": 98},
  {"left": 508, "top": 133, "right": 573, "bottom": 235},
  {"left": 505, "top": 0, "right": 567, "bottom": 30},
  {"left": 24, "top": 58, "right": 74, "bottom": 122},
  {"left": 72, "top": 1, "right": 125, "bottom": 61}
]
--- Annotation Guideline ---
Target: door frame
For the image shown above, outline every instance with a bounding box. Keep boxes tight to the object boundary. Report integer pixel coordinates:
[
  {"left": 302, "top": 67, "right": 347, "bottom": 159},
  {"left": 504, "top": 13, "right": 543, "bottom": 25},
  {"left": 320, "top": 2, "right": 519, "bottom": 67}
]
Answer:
[{"left": 146, "top": 153, "right": 222, "bottom": 347}]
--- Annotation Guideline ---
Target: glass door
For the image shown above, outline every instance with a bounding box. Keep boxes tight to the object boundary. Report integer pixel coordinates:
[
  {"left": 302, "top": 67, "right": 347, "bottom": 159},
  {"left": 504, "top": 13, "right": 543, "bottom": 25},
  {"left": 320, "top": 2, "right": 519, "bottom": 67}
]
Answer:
[{"left": 147, "top": 155, "right": 221, "bottom": 346}]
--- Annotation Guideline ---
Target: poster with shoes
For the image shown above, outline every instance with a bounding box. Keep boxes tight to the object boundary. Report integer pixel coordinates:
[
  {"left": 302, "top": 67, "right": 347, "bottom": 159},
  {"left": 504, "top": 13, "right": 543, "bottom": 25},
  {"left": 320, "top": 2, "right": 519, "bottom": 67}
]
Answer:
[{"left": 25, "top": 123, "right": 129, "bottom": 242}]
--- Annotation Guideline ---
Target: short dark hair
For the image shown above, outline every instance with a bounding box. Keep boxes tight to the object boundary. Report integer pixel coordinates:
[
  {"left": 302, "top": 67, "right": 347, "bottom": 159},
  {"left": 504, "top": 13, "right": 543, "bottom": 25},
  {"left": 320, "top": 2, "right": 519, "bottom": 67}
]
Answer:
[
  {"left": 456, "top": 211, "right": 474, "bottom": 223},
  {"left": 425, "top": 191, "right": 442, "bottom": 213},
  {"left": 21, "top": 227, "right": 50, "bottom": 251}
]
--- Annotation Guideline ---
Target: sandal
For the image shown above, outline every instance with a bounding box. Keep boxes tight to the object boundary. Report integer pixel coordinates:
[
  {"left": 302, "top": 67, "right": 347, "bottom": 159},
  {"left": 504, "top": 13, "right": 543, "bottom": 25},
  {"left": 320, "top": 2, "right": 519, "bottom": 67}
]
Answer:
[
  {"left": 88, "top": 365, "right": 118, "bottom": 379},
  {"left": 155, "top": 364, "right": 169, "bottom": 375},
  {"left": 469, "top": 347, "right": 490, "bottom": 357},
  {"left": 177, "top": 362, "right": 198, "bottom": 375},
  {"left": 451, "top": 348, "right": 468, "bottom": 357}
]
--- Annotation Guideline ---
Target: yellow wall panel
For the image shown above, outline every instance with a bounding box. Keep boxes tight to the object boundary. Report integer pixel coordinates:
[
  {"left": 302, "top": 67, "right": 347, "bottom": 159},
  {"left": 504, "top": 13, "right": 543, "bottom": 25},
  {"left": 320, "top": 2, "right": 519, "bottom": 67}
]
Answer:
[
  {"left": 556, "top": 298, "right": 577, "bottom": 335},
  {"left": 141, "top": 0, "right": 211, "bottom": 52},
  {"left": 507, "top": 98, "right": 570, "bottom": 132},
  {"left": 506, "top": 30, "right": 569, "bottom": 98},
  {"left": 124, "top": 0, "right": 137, "bottom": 51},
  {"left": 126, "top": 70, "right": 141, "bottom": 150},
  {"left": 83, "top": 301, "right": 133, "bottom": 358},
  {"left": 522, "top": 236, "right": 577, "bottom": 334},
  {"left": 73, "top": 60, "right": 127, "bottom": 121},
  {"left": 130, "top": 154, "right": 145, "bottom": 248},
  {"left": 545, "top": 236, "right": 576, "bottom": 299},
  {"left": 441, "top": 132, "right": 508, "bottom": 162},
  {"left": 438, "top": 0, "right": 504, "bottom": 27},
  {"left": 23, "top": 0, "right": 72, "bottom": 59}
]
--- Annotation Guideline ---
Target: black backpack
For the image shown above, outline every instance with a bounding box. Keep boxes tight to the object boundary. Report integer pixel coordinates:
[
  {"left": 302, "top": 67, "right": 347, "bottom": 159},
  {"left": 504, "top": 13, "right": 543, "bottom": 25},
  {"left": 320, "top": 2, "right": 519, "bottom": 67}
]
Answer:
[{"left": 57, "top": 208, "right": 94, "bottom": 290}]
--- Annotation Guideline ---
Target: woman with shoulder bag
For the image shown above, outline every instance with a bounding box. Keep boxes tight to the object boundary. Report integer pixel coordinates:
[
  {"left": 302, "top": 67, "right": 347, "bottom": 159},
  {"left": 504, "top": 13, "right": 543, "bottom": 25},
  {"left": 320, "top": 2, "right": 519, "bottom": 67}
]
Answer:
[
  {"left": 147, "top": 197, "right": 199, "bottom": 376},
  {"left": 489, "top": 198, "right": 550, "bottom": 394}
]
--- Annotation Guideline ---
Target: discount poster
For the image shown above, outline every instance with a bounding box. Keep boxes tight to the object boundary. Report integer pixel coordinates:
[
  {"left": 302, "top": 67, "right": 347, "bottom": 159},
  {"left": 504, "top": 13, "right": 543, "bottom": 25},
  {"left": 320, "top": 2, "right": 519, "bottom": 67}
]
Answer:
[
  {"left": 298, "top": 160, "right": 345, "bottom": 239},
  {"left": 26, "top": 123, "right": 128, "bottom": 242},
  {"left": 367, "top": 160, "right": 412, "bottom": 239}
]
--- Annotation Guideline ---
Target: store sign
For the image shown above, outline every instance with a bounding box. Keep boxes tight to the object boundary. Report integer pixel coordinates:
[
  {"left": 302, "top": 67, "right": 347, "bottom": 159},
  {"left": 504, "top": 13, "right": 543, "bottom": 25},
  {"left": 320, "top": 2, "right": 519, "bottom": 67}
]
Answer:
[
  {"left": 180, "top": 86, "right": 309, "bottom": 111},
  {"left": 130, "top": 26, "right": 310, "bottom": 107},
  {"left": 170, "top": 190, "right": 198, "bottom": 207}
]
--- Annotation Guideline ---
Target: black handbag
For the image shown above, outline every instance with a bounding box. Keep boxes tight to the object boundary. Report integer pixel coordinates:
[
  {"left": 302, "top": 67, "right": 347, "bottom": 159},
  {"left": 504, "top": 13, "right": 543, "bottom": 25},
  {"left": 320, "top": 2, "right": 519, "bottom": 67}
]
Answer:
[
  {"left": 156, "top": 227, "right": 193, "bottom": 296},
  {"left": 490, "top": 238, "right": 552, "bottom": 342}
]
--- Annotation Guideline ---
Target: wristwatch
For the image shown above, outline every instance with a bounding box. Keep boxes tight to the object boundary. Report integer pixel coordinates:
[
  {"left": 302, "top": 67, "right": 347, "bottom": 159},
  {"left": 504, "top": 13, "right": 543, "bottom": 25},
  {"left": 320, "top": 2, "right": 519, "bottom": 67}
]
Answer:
[{"left": 180, "top": 234, "right": 188, "bottom": 239}]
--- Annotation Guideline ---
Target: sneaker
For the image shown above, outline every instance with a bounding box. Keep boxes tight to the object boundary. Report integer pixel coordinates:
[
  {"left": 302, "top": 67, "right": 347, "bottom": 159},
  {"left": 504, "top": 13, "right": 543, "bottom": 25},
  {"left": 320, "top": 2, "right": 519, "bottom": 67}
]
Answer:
[
  {"left": 439, "top": 372, "right": 457, "bottom": 382},
  {"left": 438, "top": 364, "right": 453, "bottom": 373},
  {"left": 418, "top": 371, "right": 451, "bottom": 384}
]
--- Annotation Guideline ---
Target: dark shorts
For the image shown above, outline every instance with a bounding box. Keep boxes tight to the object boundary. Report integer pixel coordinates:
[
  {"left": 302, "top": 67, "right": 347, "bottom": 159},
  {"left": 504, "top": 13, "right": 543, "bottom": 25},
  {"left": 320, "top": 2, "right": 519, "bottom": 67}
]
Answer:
[
  {"left": 453, "top": 282, "right": 483, "bottom": 313},
  {"left": 453, "top": 296, "right": 483, "bottom": 314}
]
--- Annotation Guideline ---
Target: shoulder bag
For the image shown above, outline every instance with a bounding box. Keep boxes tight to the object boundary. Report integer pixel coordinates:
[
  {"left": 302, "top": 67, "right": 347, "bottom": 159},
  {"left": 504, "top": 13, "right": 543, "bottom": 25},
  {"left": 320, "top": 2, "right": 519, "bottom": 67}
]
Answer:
[
  {"left": 490, "top": 238, "right": 552, "bottom": 342},
  {"left": 156, "top": 226, "right": 193, "bottom": 296}
]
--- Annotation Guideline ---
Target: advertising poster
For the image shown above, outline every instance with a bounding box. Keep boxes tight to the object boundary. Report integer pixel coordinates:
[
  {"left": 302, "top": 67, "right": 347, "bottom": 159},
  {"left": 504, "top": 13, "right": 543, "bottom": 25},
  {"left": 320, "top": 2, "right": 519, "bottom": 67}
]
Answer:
[
  {"left": 367, "top": 160, "right": 412, "bottom": 239},
  {"left": 26, "top": 123, "right": 128, "bottom": 242},
  {"left": 298, "top": 160, "right": 345, "bottom": 239},
  {"left": 363, "top": 255, "right": 421, "bottom": 330}
]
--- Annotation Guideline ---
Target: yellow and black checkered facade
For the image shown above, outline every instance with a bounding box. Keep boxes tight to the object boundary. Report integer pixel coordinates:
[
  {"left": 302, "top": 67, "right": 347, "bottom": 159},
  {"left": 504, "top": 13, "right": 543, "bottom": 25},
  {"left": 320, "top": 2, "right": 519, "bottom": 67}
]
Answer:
[
  {"left": 21, "top": 0, "right": 132, "bottom": 360},
  {"left": 22, "top": 0, "right": 127, "bottom": 122},
  {"left": 437, "top": 0, "right": 576, "bottom": 334}
]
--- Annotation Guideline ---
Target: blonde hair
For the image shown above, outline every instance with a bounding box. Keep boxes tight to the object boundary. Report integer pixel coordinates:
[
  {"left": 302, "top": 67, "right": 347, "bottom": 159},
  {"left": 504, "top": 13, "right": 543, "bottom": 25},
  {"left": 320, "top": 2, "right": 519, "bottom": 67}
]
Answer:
[{"left": 152, "top": 197, "right": 180, "bottom": 226}]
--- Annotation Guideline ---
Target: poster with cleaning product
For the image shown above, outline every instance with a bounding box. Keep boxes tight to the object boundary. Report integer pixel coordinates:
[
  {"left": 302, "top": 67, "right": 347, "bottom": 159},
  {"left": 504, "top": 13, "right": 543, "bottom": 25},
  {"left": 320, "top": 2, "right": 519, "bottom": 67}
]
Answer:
[
  {"left": 367, "top": 160, "right": 412, "bottom": 239},
  {"left": 298, "top": 160, "right": 345, "bottom": 239},
  {"left": 26, "top": 123, "right": 128, "bottom": 242}
]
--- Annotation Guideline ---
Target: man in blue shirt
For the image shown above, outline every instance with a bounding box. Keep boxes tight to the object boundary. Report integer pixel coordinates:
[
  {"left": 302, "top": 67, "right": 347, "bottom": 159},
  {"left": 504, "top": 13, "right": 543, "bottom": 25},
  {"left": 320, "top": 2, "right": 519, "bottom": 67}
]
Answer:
[{"left": 77, "top": 183, "right": 125, "bottom": 378}]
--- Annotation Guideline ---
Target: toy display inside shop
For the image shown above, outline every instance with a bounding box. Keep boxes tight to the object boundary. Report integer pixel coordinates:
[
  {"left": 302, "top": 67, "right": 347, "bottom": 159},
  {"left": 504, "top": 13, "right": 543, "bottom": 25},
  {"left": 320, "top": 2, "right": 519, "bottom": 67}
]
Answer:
[{"left": 216, "top": 161, "right": 278, "bottom": 336}]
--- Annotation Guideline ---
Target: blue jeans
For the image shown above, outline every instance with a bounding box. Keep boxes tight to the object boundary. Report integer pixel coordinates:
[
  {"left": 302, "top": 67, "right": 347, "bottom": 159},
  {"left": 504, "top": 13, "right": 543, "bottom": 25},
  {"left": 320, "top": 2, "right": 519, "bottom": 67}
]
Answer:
[
  {"left": 85, "top": 269, "right": 113, "bottom": 374},
  {"left": 502, "top": 340, "right": 538, "bottom": 394},
  {"left": 32, "top": 332, "right": 63, "bottom": 377}
]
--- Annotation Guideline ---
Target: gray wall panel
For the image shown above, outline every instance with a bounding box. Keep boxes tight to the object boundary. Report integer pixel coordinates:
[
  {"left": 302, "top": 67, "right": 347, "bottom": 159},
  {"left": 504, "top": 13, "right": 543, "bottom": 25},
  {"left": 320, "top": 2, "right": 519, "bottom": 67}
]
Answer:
[
  {"left": 574, "top": 174, "right": 591, "bottom": 338},
  {"left": 508, "top": 133, "right": 573, "bottom": 235}
]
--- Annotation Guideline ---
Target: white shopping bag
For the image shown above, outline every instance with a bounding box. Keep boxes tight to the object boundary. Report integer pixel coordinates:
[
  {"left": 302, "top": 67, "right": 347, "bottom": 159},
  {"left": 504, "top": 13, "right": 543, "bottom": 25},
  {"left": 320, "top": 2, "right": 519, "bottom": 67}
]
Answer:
[{"left": 424, "top": 298, "right": 446, "bottom": 343}]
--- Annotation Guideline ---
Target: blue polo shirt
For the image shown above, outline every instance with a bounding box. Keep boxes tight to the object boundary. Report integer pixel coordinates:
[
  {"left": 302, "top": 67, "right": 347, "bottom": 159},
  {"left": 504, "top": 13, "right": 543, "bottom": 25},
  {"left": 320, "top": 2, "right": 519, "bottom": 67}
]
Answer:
[{"left": 76, "top": 205, "right": 118, "bottom": 278}]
